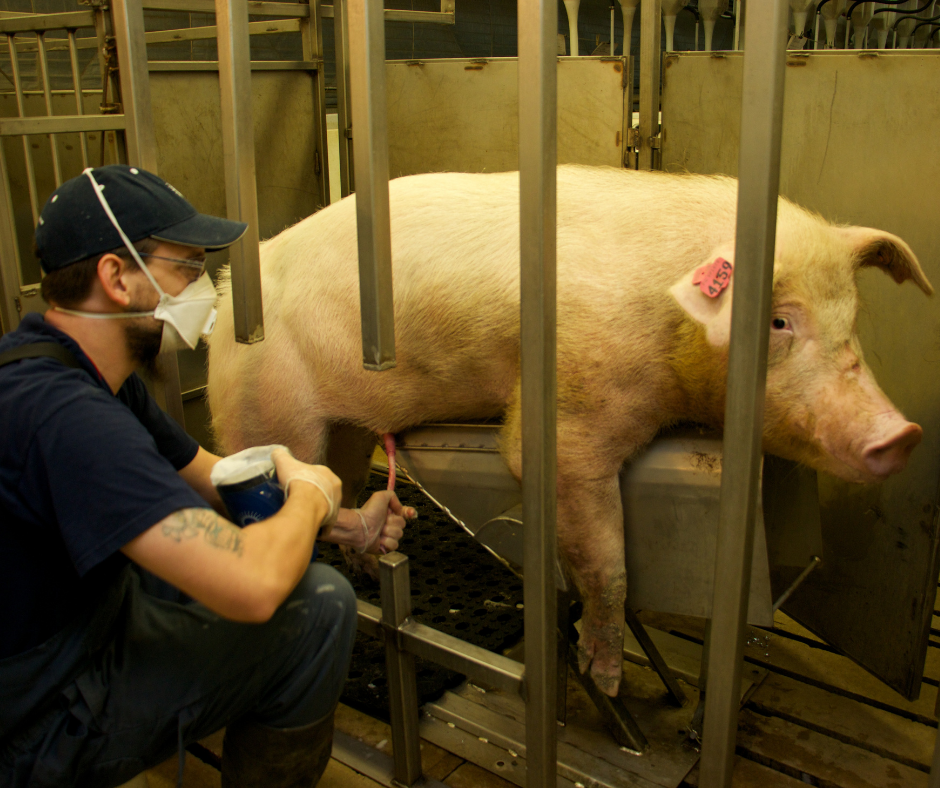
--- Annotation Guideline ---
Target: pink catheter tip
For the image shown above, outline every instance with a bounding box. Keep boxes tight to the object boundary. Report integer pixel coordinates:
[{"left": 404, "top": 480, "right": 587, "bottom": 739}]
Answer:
[{"left": 383, "top": 432, "right": 396, "bottom": 492}]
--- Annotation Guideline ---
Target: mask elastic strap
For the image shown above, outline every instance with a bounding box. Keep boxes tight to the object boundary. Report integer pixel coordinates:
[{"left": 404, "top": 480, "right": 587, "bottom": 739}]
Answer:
[
  {"left": 54, "top": 307, "right": 154, "bottom": 319},
  {"left": 81, "top": 167, "right": 166, "bottom": 298}
]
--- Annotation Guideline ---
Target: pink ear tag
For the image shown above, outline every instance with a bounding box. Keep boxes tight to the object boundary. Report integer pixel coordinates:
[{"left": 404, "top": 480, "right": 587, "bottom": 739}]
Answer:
[{"left": 694, "top": 257, "right": 733, "bottom": 298}]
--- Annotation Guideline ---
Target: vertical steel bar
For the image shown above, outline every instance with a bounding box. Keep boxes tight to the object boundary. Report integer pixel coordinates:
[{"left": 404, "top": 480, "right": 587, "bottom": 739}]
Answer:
[
  {"left": 698, "top": 2, "right": 788, "bottom": 786},
  {"left": 8, "top": 34, "right": 40, "bottom": 226},
  {"left": 0, "top": 145, "right": 23, "bottom": 333},
  {"left": 379, "top": 553, "right": 423, "bottom": 786},
  {"left": 637, "top": 0, "right": 661, "bottom": 170},
  {"left": 215, "top": 0, "right": 265, "bottom": 346},
  {"left": 348, "top": 0, "right": 395, "bottom": 371},
  {"left": 110, "top": 0, "right": 185, "bottom": 427},
  {"left": 930, "top": 723, "right": 940, "bottom": 788},
  {"left": 67, "top": 29, "right": 90, "bottom": 169},
  {"left": 35, "top": 32, "right": 62, "bottom": 187},
  {"left": 301, "top": 0, "right": 330, "bottom": 209},
  {"left": 110, "top": 0, "right": 158, "bottom": 171},
  {"left": 333, "top": 0, "right": 353, "bottom": 197},
  {"left": 518, "top": 0, "right": 558, "bottom": 782}
]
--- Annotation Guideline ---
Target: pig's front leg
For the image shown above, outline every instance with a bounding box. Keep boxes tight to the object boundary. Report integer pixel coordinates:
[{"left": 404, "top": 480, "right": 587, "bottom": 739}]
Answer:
[
  {"left": 501, "top": 403, "right": 628, "bottom": 697},
  {"left": 557, "top": 471, "right": 627, "bottom": 697}
]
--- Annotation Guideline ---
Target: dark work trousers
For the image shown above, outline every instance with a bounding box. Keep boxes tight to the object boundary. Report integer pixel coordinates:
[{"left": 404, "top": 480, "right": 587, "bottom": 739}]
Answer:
[{"left": 0, "top": 562, "right": 358, "bottom": 788}]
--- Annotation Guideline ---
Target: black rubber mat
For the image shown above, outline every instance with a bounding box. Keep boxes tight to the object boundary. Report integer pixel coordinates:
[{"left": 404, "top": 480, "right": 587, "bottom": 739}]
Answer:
[{"left": 316, "top": 473, "right": 525, "bottom": 721}]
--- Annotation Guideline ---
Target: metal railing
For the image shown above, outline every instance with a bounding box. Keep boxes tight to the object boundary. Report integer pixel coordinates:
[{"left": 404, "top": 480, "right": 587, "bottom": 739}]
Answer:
[{"left": 343, "top": 0, "right": 559, "bottom": 782}]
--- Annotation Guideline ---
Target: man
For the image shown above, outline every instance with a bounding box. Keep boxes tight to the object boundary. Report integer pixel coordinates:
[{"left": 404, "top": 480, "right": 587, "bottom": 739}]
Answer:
[{"left": 0, "top": 165, "right": 411, "bottom": 787}]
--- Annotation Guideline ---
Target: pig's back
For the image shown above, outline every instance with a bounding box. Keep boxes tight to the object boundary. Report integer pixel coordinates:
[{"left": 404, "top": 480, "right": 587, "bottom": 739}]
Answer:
[{"left": 208, "top": 167, "right": 740, "bottom": 442}]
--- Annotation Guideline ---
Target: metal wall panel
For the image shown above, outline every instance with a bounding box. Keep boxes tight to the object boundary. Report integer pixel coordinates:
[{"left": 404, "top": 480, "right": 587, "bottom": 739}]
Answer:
[
  {"left": 384, "top": 56, "right": 631, "bottom": 177},
  {"left": 150, "top": 70, "right": 323, "bottom": 242},
  {"left": 661, "top": 50, "right": 940, "bottom": 700},
  {"left": 149, "top": 69, "right": 324, "bottom": 400}
]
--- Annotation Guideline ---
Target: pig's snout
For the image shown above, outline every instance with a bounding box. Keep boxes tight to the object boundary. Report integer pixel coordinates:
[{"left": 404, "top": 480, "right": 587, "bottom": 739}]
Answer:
[{"left": 861, "top": 422, "right": 923, "bottom": 479}]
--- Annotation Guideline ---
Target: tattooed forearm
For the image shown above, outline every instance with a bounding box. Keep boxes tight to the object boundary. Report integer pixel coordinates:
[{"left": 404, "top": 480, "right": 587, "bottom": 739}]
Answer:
[{"left": 161, "top": 509, "right": 244, "bottom": 556}]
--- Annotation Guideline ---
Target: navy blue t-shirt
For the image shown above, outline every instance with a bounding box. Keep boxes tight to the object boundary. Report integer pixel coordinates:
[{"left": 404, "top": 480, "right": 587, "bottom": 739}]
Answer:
[{"left": 0, "top": 313, "right": 206, "bottom": 659}]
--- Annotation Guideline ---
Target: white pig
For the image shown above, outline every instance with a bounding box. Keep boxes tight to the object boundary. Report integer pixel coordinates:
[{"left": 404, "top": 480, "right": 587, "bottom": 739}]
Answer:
[{"left": 207, "top": 166, "right": 932, "bottom": 697}]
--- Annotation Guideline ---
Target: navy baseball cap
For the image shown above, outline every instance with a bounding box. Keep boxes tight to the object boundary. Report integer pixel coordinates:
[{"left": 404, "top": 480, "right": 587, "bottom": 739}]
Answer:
[{"left": 35, "top": 164, "right": 248, "bottom": 273}]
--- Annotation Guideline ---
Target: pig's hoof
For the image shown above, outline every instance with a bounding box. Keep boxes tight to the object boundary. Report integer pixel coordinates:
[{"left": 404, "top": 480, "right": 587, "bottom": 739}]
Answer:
[
  {"left": 591, "top": 668, "right": 622, "bottom": 698},
  {"left": 577, "top": 638, "right": 623, "bottom": 697}
]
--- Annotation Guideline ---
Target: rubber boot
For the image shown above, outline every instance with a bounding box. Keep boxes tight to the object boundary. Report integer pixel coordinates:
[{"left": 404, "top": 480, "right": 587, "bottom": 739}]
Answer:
[{"left": 220, "top": 708, "right": 335, "bottom": 788}]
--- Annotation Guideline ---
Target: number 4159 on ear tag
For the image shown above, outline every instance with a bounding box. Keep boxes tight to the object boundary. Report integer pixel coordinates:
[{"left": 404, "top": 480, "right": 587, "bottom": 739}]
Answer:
[{"left": 692, "top": 257, "right": 733, "bottom": 298}]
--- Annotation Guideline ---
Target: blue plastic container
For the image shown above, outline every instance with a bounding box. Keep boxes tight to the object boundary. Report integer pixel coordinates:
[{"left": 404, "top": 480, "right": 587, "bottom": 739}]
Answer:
[{"left": 217, "top": 467, "right": 285, "bottom": 527}]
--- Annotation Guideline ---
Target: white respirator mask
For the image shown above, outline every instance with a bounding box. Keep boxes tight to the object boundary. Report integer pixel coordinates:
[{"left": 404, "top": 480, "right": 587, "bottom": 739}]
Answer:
[{"left": 54, "top": 168, "right": 218, "bottom": 353}]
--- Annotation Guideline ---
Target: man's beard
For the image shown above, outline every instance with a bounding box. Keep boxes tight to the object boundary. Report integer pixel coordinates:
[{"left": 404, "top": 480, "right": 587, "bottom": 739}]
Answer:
[{"left": 124, "top": 304, "right": 164, "bottom": 382}]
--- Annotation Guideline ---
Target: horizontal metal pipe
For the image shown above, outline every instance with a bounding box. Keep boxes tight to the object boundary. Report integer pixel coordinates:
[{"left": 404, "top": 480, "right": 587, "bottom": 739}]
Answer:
[
  {"left": 355, "top": 601, "right": 525, "bottom": 696},
  {"left": 3, "top": 113, "right": 126, "bottom": 138},
  {"left": 146, "top": 17, "right": 300, "bottom": 45},
  {"left": 143, "top": 0, "right": 309, "bottom": 15},
  {"left": 321, "top": 5, "right": 455, "bottom": 23},
  {"left": 146, "top": 60, "right": 317, "bottom": 71},
  {"left": 400, "top": 620, "right": 525, "bottom": 695},
  {"left": 0, "top": 11, "right": 94, "bottom": 33}
]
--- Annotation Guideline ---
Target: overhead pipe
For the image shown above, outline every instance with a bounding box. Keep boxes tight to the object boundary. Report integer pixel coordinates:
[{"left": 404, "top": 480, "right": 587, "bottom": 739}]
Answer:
[
  {"left": 619, "top": 0, "right": 640, "bottom": 56},
  {"left": 700, "top": 0, "right": 729, "bottom": 50},
  {"left": 790, "top": 0, "right": 818, "bottom": 41},
  {"left": 663, "top": 0, "right": 689, "bottom": 51},
  {"left": 681, "top": 5, "right": 702, "bottom": 49},
  {"left": 563, "top": 0, "right": 580, "bottom": 55}
]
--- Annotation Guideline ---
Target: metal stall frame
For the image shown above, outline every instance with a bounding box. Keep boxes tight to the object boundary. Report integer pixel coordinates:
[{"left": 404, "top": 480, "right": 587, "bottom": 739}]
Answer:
[
  {"left": 0, "top": 2, "right": 190, "bottom": 424},
  {"left": 342, "top": 0, "right": 558, "bottom": 784},
  {"left": 214, "top": 0, "right": 265, "bottom": 345},
  {"left": 330, "top": 0, "right": 456, "bottom": 200},
  {"left": 699, "top": 2, "right": 789, "bottom": 786}
]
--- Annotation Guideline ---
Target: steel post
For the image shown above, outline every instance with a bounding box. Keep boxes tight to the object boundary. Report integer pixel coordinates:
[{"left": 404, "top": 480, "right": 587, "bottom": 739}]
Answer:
[
  {"left": 300, "top": 0, "right": 329, "bottom": 208},
  {"left": 0, "top": 146, "right": 21, "bottom": 333},
  {"left": 348, "top": 0, "right": 395, "bottom": 371},
  {"left": 698, "top": 2, "right": 788, "bottom": 786},
  {"left": 110, "top": 0, "right": 158, "bottom": 171},
  {"left": 333, "top": 0, "right": 353, "bottom": 197},
  {"left": 379, "top": 553, "right": 423, "bottom": 786},
  {"left": 518, "top": 0, "right": 558, "bottom": 782},
  {"left": 638, "top": 0, "right": 662, "bottom": 170},
  {"left": 216, "top": 0, "right": 265, "bottom": 346},
  {"left": 66, "top": 30, "right": 90, "bottom": 168},
  {"left": 111, "top": 0, "right": 186, "bottom": 426}
]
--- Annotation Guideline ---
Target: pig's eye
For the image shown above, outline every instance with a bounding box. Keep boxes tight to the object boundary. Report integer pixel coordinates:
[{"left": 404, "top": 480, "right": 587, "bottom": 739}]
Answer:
[{"left": 771, "top": 317, "right": 791, "bottom": 331}]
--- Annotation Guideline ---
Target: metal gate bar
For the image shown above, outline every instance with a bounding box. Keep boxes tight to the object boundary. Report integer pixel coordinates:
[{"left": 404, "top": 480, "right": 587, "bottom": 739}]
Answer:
[
  {"left": 518, "top": 0, "right": 559, "bottom": 784},
  {"left": 6, "top": 33, "right": 41, "bottom": 224},
  {"left": 35, "top": 33, "right": 62, "bottom": 187},
  {"left": 637, "top": 0, "right": 661, "bottom": 171},
  {"left": 216, "top": 0, "right": 265, "bottom": 346},
  {"left": 348, "top": 0, "right": 395, "bottom": 370},
  {"left": 698, "top": 2, "right": 788, "bottom": 786},
  {"left": 66, "top": 29, "right": 90, "bottom": 168}
]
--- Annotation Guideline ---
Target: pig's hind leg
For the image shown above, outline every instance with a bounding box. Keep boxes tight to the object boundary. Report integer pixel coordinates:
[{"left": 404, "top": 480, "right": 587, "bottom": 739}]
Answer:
[{"left": 326, "top": 422, "right": 382, "bottom": 580}]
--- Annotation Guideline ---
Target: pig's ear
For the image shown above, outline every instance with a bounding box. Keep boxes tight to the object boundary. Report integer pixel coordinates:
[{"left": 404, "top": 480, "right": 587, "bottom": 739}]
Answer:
[
  {"left": 669, "top": 256, "right": 735, "bottom": 348},
  {"left": 839, "top": 227, "right": 934, "bottom": 296}
]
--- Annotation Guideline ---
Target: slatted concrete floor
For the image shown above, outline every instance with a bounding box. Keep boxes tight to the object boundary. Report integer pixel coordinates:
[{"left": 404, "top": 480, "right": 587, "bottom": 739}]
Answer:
[{"left": 140, "top": 602, "right": 940, "bottom": 787}]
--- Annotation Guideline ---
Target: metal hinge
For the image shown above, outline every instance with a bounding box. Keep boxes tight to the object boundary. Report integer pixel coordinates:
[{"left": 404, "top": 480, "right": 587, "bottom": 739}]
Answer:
[
  {"left": 625, "top": 127, "right": 640, "bottom": 148},
  {"left": 314, "top": 148, "right": 321, "bottom": 176},
  {"left": 649, "top": 134, "right": 661, "bottom": 150},
  {"left": 344, "top": 126, "right": 353, "bottom": 140}
]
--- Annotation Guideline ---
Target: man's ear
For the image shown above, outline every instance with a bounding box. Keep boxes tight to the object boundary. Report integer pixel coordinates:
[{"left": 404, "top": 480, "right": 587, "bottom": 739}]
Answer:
[
  {"left": 96, "top": 253, "right": 135, "bottom": 307},
  {"left": 669, "top": 252, "right": 735, "bottom": 348}
]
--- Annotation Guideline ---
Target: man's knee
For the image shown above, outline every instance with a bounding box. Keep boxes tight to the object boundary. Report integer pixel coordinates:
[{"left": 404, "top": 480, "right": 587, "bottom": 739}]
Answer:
[
  {"left": 250, "top": 564, "right": 358, "bottom": 728},
  {"left": 288, "top": 562, "right": 357, "bottom": 642}
]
